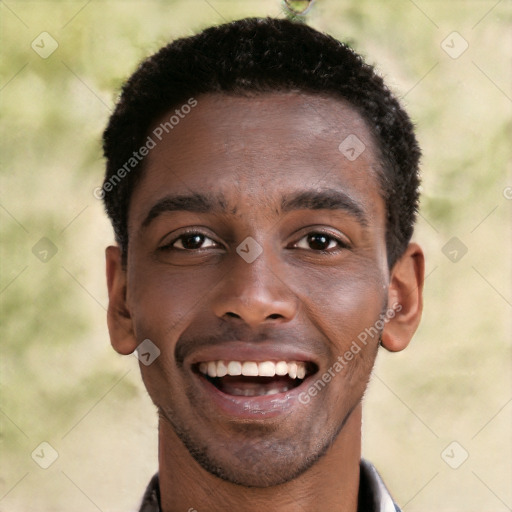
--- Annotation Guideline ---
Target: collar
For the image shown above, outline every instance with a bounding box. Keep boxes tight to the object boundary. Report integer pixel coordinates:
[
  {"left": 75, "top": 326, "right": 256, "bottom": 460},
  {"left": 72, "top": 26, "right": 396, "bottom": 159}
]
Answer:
[
  {"left": 138, "top": 459, "right": 401, "bottom": 512},
  {"left": 358, "top": 460, "right": 401, "bottom": 512}
]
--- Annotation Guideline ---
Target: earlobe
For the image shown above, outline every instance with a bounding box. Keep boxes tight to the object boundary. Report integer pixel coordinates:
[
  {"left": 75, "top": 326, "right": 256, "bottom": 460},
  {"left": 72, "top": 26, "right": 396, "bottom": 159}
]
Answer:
[
  {"left": 381, "top": 243, "right": 425, "bottom": 352},
  {"left": 105, "top": 245, "right": 138, "bottom": 355}
]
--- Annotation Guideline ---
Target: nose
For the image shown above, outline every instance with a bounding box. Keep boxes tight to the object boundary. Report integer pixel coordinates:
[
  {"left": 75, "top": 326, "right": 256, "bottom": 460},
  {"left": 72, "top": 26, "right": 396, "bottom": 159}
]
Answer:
[{"left": 211, "top": 249, "right": 298, "bottom": 328}]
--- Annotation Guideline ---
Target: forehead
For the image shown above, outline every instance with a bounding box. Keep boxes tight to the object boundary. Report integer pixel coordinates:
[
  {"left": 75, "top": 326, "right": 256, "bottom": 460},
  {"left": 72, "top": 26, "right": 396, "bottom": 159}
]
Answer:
[{"left": 130, "top": 92, "right": 384, "bottom": 225}]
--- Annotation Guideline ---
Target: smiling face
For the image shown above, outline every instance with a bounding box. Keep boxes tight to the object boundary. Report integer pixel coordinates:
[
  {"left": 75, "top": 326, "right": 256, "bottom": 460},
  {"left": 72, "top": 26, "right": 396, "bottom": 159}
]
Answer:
[{"left": 106, "top": 92, "right": 423, "bottom": 488}]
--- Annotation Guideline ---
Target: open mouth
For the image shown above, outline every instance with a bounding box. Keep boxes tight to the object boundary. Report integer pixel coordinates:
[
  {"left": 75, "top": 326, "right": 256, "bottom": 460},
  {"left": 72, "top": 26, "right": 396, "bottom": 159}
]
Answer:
[{"left": 196, "top": 360, "right": 317, "bottom": 397}]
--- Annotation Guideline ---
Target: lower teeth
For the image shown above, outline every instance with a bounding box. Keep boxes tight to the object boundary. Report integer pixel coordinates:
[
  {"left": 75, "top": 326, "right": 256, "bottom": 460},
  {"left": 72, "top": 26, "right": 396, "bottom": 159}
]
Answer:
[
  {"left": 207, "top": 376, "right": 302, "bottom": 397},
  {"left": 228, "top": 385, "right": 291, "bottom": 397}
]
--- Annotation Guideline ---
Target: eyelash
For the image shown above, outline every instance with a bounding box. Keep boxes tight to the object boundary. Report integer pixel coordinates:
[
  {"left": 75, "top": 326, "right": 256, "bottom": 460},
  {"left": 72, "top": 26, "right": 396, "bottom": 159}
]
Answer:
[
  {"left": 292, "top": 232, "right": 350, "bottom": 253},
  {"left": 159, "top": 231, "right": 218, "bottom": 251},
  {"left": 159, "top": 230, "right": 349, "bottom": 253}
]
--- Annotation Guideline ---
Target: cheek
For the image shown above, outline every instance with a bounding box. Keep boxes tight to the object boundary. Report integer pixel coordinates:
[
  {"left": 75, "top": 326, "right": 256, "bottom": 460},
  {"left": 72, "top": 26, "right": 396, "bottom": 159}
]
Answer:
[
  {"left": 127, "top": 265, "right": 218, "bottom": 408},
  {"left": 127, "top": 262, "right": 225, "bottom": 343},
  {"left": 292, "top": 261, "right": 386, "bottom": 347}
]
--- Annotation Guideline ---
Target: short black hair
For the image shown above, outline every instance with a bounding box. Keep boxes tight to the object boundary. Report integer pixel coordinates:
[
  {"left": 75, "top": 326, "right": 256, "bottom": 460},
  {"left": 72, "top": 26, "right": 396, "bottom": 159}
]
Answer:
[{"left": 102, "top": 17, "right": 421, "bottom": 268}]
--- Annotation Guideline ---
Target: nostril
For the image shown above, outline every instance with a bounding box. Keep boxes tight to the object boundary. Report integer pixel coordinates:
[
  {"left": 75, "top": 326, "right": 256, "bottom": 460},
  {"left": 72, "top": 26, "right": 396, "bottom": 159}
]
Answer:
[
  {"left": 267, "top": 314, "right": 282, "bottom": 320},
  {"left": 225, "top": 312, "right": 241, "bottom": 319}
]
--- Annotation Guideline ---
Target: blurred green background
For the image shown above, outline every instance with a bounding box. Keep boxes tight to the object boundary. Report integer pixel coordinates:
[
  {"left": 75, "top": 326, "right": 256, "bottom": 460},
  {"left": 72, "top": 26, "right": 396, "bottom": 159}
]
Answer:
[{"left": 1, "top": 1, "right": 510, "bottom": 510}]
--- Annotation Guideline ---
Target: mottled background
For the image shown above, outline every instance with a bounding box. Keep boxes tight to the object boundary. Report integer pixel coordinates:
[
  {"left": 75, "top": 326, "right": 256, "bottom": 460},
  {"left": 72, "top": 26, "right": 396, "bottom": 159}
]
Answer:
[{"left": 1, "top": 1, "right": 511, "bottom": 511}]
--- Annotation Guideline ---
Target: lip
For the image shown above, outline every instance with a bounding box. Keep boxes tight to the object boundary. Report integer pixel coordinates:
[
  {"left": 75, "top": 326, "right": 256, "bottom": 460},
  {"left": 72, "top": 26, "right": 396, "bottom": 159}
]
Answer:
[
  {"left": 194, "top": 369, "right": 316, "bottom": 419},
  {"left": 186, "top": 342, "right": 320, "bottom": 419},
  {"left": 186, "top": 341, "right": 320, "bottom": 366}
]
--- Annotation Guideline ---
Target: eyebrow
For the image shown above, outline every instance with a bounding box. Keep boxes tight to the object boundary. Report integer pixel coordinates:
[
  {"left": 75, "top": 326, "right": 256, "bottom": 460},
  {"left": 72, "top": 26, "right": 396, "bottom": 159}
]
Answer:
[
  {"left": 280, "top": 189, "right": 368, "bottom": 227},
  {"left": 141, "top": 189, "right": 368, "bottom": 229},
  {"left": 141, "top": 193, "right": 227, "bottom": 228}
]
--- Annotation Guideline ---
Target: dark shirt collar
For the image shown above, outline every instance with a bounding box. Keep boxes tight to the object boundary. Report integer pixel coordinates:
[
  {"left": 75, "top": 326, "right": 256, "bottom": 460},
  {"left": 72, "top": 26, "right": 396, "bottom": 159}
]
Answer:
[
  {"left": 138, "top": 460, "right": 401, "bottom": 512},
  {"left": 358, "top": 460, "right": 401, "bottom": 512}
]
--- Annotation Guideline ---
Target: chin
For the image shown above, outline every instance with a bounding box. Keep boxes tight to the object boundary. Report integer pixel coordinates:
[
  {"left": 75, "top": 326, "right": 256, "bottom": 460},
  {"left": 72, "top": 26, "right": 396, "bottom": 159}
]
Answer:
[
  {"left": 167, "top": 413, "right": 334, "bottom": 488},
  {"left": 193, "top": 449, "right": 321, "bottom": 488}
]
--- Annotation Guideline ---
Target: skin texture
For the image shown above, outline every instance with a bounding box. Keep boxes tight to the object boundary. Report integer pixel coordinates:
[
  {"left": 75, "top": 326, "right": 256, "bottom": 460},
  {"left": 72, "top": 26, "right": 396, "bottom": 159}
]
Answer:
[{"left": 105, "top": 92, "right": 424, "bottom": 512}]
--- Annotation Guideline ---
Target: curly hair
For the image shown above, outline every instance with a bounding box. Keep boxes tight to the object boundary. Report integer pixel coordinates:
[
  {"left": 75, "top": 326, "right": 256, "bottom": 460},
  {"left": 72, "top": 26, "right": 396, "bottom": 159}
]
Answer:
[{"left": 102, "top": 17, "right": 421, "bottom": 268}]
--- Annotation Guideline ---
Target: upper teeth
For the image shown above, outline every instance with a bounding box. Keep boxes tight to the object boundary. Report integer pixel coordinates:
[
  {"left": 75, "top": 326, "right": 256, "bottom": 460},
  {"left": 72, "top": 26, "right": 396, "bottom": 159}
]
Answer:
[{"left": 199, "top": 360, "right": 307, "bottom": 380}]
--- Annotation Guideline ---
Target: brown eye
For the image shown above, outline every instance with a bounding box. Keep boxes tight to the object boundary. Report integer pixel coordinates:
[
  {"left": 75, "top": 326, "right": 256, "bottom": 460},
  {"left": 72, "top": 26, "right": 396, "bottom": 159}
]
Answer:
[
  {"left": 307, "top": 233, "right": 334, "bottom": 251},
  {"left": 166, "top": 233, "right": 218, "bottom": 251},
  {"left": 295, "top": 232, "right": 346, "bottom": 251}
]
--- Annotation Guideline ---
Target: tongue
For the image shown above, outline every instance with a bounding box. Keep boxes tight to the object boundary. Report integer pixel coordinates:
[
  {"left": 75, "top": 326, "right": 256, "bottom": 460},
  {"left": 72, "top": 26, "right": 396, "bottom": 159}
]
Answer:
[{"left": 215, "top": 375, "right": 296, "bottom": 397}]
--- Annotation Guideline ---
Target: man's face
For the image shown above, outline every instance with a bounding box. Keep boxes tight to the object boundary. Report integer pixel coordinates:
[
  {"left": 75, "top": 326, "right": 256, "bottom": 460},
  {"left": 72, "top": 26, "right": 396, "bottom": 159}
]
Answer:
[{"left": 124, "top": 93, "right": 390, "bottom": 486}]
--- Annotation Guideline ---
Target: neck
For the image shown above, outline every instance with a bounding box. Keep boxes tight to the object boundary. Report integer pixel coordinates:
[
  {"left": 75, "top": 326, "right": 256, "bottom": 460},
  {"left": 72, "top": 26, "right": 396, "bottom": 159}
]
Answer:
[{"left": 158, "top": 404, "right": 362, "bottom": 512}]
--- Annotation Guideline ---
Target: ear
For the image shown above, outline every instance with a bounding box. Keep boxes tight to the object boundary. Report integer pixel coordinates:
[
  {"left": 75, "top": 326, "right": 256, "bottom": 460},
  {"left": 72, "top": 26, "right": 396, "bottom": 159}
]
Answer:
[
  {"left": 381, "top": 242, "right": 425, "bottom": 352},
  {"left": 105, "top": 245, "right": 138, "bottom": 355}
]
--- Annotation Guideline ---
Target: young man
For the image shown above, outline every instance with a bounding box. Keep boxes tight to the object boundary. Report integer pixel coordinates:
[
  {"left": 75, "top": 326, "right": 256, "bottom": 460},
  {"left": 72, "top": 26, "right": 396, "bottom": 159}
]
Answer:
[{"left": 101, "top": 17, "right": 424, "bottom": 512}]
